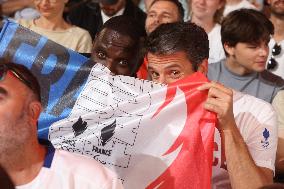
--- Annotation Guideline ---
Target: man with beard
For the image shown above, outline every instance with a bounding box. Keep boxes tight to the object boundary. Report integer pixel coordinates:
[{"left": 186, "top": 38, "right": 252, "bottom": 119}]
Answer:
[
  {"left": 0, "top": 61, "right": 123, "bottom": 189},
  {"left": 67, "top": 0, "right": 146, "bottom": 40}
]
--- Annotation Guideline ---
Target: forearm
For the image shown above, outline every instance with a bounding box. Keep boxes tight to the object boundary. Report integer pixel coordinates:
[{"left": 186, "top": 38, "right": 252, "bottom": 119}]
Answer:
[
  {"left": 222, "top": 125, "right": 273, "bottom": 189},
  {"left": 276, "top": 129, "right": 284, "bottom": 174},
  {"left": 272, "top": 91, "right": 284, "bottom": 174},
  {"left": 1, "top": 0, "right": 33, "bottom": 15}
]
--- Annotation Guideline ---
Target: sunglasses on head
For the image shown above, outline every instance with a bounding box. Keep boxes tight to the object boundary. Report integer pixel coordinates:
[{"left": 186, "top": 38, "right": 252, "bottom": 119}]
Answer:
[
  {"left": 0, "top": 64, "right": 33, "bottom": 90},
  {"left": 267, "top": 43, "right": 282, "bottom": 71}
]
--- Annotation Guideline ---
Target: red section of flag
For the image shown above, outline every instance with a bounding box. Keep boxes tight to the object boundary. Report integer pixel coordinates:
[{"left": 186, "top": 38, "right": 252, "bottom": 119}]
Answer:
[
  {"left": 147, "top": 72, "right": 216, "bottom": 189},
  {"left": 136, "top": 57, "right": 148, "bottom": 80}
]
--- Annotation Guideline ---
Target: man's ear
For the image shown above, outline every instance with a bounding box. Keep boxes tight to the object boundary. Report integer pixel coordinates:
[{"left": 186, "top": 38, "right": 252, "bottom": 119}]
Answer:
[
  {"left": 28, "top": 101, "right": 42, "bottom": 125},
  {"left": 197, "top": 59, "right": 208, "bottom": 75},
  {"left": 224, "top": 43, "right": 235, "bottom": 56}
]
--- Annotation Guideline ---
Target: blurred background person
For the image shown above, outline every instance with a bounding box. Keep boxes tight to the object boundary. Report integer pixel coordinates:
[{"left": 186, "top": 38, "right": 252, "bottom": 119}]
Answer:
[
  {"left": 145, "top": 0, "right": 184, "bottom": 34},
  {"left": 67, "top": 0, "right": 146, "bottom": 40},
  {"left": 223, "top": 0, "right": 256, "bottom": 16},
  {"left": 138, "top": 0, "right": 189, "bottom": 20},
  {"left": 0, "top": 0, "right": 39, "bottom": 20},
  {"left": 190, "top": 0, "right": 226, "bottom": 64},
  {"left": 18, "top": 0, "right": 92, "bottom": 53}
]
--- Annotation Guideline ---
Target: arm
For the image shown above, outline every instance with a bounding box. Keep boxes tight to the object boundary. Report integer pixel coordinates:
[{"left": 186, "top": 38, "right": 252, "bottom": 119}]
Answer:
[
  {"left": 272, "top": 91, "right": 284, "bottom": 175},
  {"left": 1, "top": 0, "right": 34, "bottom": 16},
  {"left": 198, "top": 82, "right": 274, "bottom": 189}
]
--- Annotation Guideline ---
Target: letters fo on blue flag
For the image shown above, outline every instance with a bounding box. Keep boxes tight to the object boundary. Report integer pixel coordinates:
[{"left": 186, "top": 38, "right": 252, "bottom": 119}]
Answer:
[
  {"left": 0, "top": 20, "right": 217, "bottom": 188},
  {"left": 0, "top": 19, "right": 93, "bottom": 139}
]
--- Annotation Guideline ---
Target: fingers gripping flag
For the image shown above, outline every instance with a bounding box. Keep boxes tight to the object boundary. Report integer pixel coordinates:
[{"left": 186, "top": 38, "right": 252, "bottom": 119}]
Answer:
[{"left": 0, "top": 20, "right": 216, "bottom": 189}]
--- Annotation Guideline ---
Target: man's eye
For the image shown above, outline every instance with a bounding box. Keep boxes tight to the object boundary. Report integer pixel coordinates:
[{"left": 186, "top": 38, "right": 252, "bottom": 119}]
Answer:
[
  {"left": 118, "top": 60, "right": 129, "bottom": 66},
  {"left": 162, "top": 15, "right": 171, "bottom": 19},
  {"left": 150, "top": 71, "right": 159, "bottom": 79},
  {"left": 148, "top": 13, "right": 156, "bottom": 18},
  {"left": 170, "top": 70, "right": 181, "bottom": 78},
  {"left": 97, "top": 52, "right": 106, "bottom": 59}
]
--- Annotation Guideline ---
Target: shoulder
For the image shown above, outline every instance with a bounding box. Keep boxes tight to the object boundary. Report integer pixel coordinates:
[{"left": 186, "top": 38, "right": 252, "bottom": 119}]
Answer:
[
  {"left": 260, "top": 70, "right": 284, "bottom": 88},
  {"left": 71, "top": 26, "right": 92, "bottom": 37},
  {"left": 212, "top": 24, "right": 221, "bottom": 32},
  {"left": 241, "top": 0, "right": 257, "bottom": 9},
  {"left": 17, "top": 19, "right": 33, "bottom": 28},
  {"left": 233, "top": 91, "right": 276, "bottom": 124},
  {"left": 208, "top": 61, "right": 222, "bottom": 79},
  {"left": 208, "top": 60, "right": 222, "bottom": 70},
  {"left": 125, "top": 0, "right": 146, "bottom": 19},
  {"left": 54, "top": 150, "right": 121, "bottom": 187}
]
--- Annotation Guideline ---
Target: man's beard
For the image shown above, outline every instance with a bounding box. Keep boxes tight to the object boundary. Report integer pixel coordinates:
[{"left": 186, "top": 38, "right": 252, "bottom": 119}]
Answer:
[
  {"left": 0, "top": 111, "right": 32, "bottom": 169},
  {"left": 271, "top": 2, "right": 284, "bottom": 19}
]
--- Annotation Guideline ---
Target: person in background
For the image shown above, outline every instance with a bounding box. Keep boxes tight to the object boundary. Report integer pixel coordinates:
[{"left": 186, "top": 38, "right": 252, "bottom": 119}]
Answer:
[
  {"left": 138, "top": 0, "right": 189, "bottom": 21},
  {"left": 145, "top": 0, "right": 184, "bottom": 34},
  {"left": 190, "top": 0, "right": 226, "bottom": 64},
  {"left": 17, "top": 0, "right": 92, "bottom": 53},
  {"left": 207, "top": 8, "right": 284, "bottom": 184},
  {"left": 145, "top": 21, "right": 277, "bottom": 188},
  {"left": 223, "top": 0, "right": 256, "bottom": 16},
  {"left": 67, "top": 0, "right": 146, "bottom": 40},
  {"left": 91, "top": 15, "right": 144, "bottom": 77},
  {"left": 266, "top": 0, "right": 284, "bottom": 182},
  {"left": 0, "top": 0, "right": 39, "bottom": 20},
  {"left": 0, "top": 60, "right": 123, "bottom": 189}
]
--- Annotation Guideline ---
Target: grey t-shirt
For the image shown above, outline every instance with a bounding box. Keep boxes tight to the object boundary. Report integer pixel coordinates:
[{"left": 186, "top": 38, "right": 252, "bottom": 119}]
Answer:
[{"left": 208, "top": 60, "right": 284, "bottom": 103}]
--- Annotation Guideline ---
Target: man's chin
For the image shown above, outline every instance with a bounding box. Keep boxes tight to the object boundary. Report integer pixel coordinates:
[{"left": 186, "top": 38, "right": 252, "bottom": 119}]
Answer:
[{"left": 102, "top": 10, "right": 116, "bottom": 17}]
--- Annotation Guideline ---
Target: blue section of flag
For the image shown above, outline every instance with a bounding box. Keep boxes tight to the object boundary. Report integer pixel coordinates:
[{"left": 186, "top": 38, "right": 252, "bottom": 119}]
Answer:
[{"left": 0, "top": 19, "right": 92, "bottom": 139}]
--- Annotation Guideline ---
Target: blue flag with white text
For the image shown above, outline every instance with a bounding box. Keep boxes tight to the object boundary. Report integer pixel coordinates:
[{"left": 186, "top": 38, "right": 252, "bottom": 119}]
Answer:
[{"left": 0, "top": 19, "right": 93, "bottom": 139}]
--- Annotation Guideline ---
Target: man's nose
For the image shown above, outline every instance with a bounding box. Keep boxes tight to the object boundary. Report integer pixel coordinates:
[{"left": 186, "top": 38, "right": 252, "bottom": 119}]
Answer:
[
  {"left": 158, "top": 75, "right": 167, "bottom": 84},
  {"left": 105, "top": 59, "right": 116, "bottom": 75},
  {"left": 259, "top": 46, "right": 269, "bottom": 57}
]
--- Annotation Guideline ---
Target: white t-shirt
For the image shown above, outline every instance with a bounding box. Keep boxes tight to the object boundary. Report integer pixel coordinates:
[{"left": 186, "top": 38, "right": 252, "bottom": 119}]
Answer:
[
  {"left": 208, "top": 24, "right": 226, "bottom": 64},
  {"left": 267, "top": 38, "right": 284, "bottom": 79},
  {"left": 223, "top": 0, "right": 257, "bottom": 17},
  {"left": 212, "top": 91, "right": 277, "bottom": 189},
  {"left": 16, "top": 148, "right": 123, "bottom": 189}
]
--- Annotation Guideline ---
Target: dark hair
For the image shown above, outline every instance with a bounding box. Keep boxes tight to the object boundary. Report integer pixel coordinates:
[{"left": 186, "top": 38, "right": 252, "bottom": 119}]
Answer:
[
  {"left": 1, "top": 59, "right": 41, "bottom": 102},
  {"left": 145, "top": 22, "right": 209, "bottom": 71},
  {"left": 100, "top": 15, "right": 146, "bottom": 41},
  {"left": 149, "top": 0, "right": 184, "bottom": 21},
  {"left": 97, "top": 15, "right": 145, "bottom": 76},
  {"left": 221, "top": 8, "right": 274, "bottom": 55}
]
